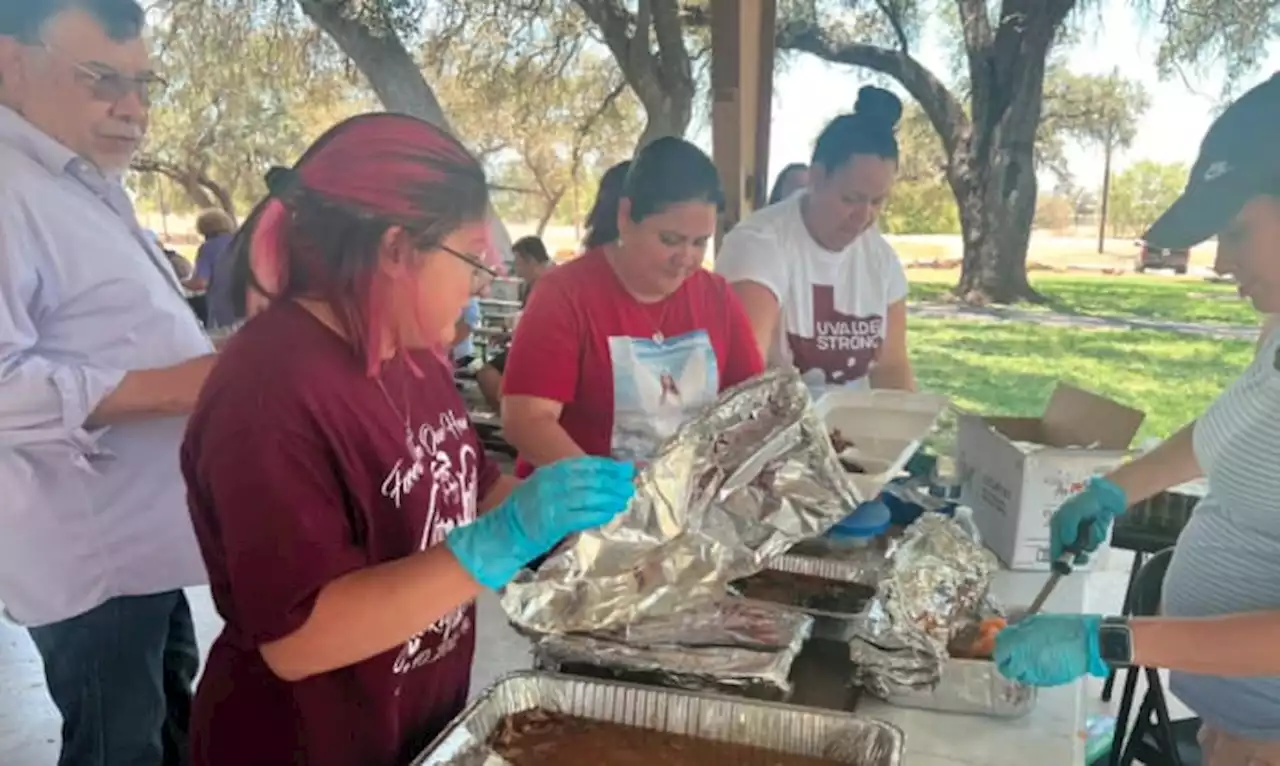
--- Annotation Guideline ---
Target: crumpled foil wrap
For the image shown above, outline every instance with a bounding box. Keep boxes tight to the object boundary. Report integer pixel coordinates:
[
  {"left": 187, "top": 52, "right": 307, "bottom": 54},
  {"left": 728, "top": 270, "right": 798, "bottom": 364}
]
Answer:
[
  {"left": 529, "top": 601, "right": 813, "bottom": 698},
  {"left": 848, "top": 512, "right": 999, "bottom": 698},
  {"left": 501, "top": 368, "right": 858, "bottom": 635}
]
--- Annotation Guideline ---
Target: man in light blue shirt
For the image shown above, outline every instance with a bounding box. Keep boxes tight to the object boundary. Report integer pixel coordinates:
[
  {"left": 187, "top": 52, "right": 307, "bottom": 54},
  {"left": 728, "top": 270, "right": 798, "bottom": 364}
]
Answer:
[
  {"left": 0, "top": 2, "right": 216, "bottom": 763},
  {"left": 453, "top": 296, "right": 482, "bottom": 365}
]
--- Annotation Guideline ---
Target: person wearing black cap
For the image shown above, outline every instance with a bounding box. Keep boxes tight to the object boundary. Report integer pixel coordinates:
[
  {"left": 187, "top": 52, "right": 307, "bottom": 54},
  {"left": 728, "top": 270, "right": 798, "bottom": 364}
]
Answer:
[{"left": 994, "top": 73, "right": 1280, "bottom": 764}]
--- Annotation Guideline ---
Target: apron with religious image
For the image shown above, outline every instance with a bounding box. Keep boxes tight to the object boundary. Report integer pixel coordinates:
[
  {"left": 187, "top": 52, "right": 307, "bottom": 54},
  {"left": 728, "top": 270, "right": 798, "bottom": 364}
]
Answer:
[{"left": 607, "top": 330, "right": 720, "bottom": 462}]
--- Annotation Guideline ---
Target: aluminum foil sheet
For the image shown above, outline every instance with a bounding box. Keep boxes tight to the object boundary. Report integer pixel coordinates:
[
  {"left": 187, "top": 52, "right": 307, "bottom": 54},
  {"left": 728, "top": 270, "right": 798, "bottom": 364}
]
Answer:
[
  {"left": 501, "top": 368, "right": 858, "bottom": 634},
  {"left": 848, "top": 512, "right": 999, "bottom": 698},
  {"left": 416, "top": 671, "right": 904, "bottom": 766},
  {"left": 526, "top": 601, "right": 813, "bottom": 698},
  {"left": 611, "top": 597, "right": 814, "bottom": 649}
]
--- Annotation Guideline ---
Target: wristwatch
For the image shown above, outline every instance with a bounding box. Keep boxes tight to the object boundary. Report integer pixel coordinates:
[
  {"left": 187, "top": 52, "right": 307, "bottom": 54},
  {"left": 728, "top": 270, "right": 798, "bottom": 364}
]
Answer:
[{"left": 1097, "top": 616, "right": 1134, "bottom": 668}]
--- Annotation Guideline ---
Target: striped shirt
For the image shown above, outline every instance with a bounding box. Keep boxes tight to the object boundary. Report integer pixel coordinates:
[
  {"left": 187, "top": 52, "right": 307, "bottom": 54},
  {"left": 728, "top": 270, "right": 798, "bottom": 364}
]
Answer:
[{"left": 1162, "top": 326, "right": 1280, "bottom": 739}]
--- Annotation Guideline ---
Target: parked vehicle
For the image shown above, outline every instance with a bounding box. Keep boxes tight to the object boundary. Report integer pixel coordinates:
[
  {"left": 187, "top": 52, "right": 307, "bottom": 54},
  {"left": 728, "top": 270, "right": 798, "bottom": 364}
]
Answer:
[{"left": 1134, "top": 239, "right": 1190, "bottom": 274}]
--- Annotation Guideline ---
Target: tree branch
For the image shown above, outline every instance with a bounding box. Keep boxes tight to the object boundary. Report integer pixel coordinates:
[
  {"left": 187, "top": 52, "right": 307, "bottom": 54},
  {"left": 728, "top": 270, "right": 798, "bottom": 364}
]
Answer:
[
  {"left": 132, "top": 156, "right": 235, "bottom": 215},
  {"left": 570, "top": 80, "right": 629, "bottom": 168},
  {"left": 573, "top": 1, "right": 654, "bottom": 100},
  {"left": 875, "top": 0, "right": 911, "bottom": 53},
  {"left": 294, "top": 0, "right": 450, "bottom": 124},
  {"left": 775, "top": 20, "right": 969, "bottom": 158}
]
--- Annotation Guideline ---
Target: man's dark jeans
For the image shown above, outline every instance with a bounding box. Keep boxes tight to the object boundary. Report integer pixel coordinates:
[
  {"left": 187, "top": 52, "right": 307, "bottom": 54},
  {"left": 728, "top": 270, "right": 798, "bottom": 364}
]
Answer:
[{"left": 28, "top": 590, "right": 199, "bottom": 766}]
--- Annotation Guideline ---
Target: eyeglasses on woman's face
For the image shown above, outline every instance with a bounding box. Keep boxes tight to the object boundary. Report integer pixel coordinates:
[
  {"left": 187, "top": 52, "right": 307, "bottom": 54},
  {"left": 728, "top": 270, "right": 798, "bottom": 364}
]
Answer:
[{"left": 438, "top": 243, "right": 499, "bottom": 295}]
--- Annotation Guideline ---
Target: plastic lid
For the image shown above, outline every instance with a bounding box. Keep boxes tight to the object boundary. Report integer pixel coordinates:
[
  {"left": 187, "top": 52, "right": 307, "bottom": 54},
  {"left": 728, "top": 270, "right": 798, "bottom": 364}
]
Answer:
[{"left": 827, "top": 500, "right": 892, "bottom": 539}]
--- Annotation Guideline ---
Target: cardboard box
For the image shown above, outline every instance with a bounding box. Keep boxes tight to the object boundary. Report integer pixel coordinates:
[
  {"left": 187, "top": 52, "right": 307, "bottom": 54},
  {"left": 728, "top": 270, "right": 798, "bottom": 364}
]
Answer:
[{"left": 956, "top": 384, "right": 1145, "bottom": 571}]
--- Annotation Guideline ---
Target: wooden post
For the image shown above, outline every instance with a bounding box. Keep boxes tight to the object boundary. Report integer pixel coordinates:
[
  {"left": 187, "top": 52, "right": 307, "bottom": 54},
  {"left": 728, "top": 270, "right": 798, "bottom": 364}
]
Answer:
[{"left": 710, "top": 0, "right": 777, "bottom": 244}]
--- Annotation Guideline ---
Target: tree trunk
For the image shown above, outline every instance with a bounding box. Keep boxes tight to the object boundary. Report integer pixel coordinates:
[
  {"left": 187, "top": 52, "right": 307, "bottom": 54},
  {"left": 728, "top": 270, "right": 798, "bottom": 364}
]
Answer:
[
  {"left": 635, "top": 91, "right": 694, "bottom": 149},
  {"left": 1097, "top": 136, "right": 1113, "bottom": 254},
  {"left": 950, "top": 1, "right": 1067, "bottom": 304},
  {"left": 294, "top": 0, "right": 513, "bottom": 260},
  {"left": 952, "top": 150, "right": 1039, "bottom": 304}
]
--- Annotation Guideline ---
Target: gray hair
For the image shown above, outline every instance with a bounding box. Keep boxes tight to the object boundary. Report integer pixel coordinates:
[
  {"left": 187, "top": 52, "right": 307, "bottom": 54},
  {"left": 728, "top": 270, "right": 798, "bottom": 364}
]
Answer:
[{"left": 0, "top": 0, "right": 144, "bottom": 43}]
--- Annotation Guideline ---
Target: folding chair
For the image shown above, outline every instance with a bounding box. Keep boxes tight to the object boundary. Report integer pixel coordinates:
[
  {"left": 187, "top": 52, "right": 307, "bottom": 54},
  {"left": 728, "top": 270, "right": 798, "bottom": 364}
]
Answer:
[{"left": 1109, "top": 547, "right": 1202, "bottom": 766}]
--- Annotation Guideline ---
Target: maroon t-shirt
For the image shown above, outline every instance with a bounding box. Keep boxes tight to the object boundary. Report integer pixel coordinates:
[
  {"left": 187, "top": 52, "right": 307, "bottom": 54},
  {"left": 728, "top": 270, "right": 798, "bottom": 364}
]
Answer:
[{"left": 182, "top": 302, "right": 500, "bottom": 766}]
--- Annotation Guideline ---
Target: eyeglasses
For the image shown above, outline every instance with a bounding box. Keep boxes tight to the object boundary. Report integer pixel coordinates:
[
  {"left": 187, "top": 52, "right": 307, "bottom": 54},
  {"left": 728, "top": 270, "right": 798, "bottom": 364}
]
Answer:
[
  {"left": 439, "top": 244, "right": 499, "bottom": 295},
  {"left": 73, "top": 64, "right": 166, "bottom": 107},
  {"left": 30, "top": 44, "right": 167, "bottom": 106}
]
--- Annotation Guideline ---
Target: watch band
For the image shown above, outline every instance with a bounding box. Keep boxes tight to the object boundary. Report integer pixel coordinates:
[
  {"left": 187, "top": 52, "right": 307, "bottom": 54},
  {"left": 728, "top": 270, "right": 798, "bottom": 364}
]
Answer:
[{"left": 1097, "top": 616, "right": 1134, "bottom": 668}]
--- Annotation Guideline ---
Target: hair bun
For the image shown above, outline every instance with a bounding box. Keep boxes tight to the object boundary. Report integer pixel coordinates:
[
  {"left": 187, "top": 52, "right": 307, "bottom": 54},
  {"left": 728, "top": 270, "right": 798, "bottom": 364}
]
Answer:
[{"left": 854, "top": 86, "right": 903, "bottom": 131}]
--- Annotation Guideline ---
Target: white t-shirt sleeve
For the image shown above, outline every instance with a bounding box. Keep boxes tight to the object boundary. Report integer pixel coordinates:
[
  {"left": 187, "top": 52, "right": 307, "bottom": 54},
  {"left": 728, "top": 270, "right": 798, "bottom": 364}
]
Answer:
[{"left": 715, "top": 225, "right": 789, "bottom": 303}]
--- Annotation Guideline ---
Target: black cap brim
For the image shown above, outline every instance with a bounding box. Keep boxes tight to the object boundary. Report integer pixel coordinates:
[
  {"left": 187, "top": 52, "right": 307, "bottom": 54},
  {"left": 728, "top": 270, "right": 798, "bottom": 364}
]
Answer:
[{"left": 1142, "top": 182, "right": 1252, "bottom": 250}]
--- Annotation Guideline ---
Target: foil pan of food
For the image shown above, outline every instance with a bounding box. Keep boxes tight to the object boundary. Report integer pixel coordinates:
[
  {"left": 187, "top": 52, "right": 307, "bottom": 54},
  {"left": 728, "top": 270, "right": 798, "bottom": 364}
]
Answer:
[
  {"left": 415, "top": 672, "right": 904, "bottom": 766},
  {"left": 502, "top": 369, "right": 858, "bottom": 635},
  {"left": 880, "top": 655, "right": 1036, "bottom": 718},
  {"left": 731, "top": 552, "right": 883, "bottom": 641},
  {"left": 877, "top": 603, "right": 1035, "bottom": 718},
  {"left": 847, "top": 512, "right": 1000, "bottom": 699},
  {"left": 525, "top": 600, "right": 813, "bottom": 701},
  {"left": 532, "top": 636, "right": 800, "bottom": 701}
]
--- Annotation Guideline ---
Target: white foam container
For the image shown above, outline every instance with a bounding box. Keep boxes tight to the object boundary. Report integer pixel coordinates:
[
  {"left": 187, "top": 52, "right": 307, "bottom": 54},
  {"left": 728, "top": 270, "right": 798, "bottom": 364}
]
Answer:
[{"left": 813, "top": 389, "right": 951, "bottom": 503}]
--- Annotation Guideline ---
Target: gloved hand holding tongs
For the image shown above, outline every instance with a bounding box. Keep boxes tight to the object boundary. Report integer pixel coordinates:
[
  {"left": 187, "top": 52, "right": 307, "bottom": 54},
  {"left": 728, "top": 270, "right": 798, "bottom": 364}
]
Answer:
[{"left": 992, "top": 477, "right": 1131, "bottom": 687}]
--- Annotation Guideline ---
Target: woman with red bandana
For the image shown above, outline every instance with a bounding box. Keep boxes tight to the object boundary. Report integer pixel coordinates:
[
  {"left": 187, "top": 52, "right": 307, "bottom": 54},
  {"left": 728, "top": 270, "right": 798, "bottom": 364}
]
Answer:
[
  {"left": 181, "top": 114, "right": 635, "bottom": 766},
  {"left": 716, "top": 86, "right": 917, "bottom": 394},
  {"left": 500, "top": 139, "right": 764, "bottom": 475}
]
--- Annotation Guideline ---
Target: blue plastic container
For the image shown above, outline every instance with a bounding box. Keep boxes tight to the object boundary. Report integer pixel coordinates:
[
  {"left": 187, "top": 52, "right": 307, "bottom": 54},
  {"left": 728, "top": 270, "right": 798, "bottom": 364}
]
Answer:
[
  {"left": 825, "top": 500, "right": 892, "bottom": 548},
  {"left": 880, "top": 486, "right": 959, "bottom": 527}
]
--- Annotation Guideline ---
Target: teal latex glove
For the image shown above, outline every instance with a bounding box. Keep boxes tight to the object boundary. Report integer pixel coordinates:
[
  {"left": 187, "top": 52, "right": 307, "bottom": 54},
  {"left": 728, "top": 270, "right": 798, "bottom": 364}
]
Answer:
[
  {"left": 446, "top": 457, "right": 636, "bottom": 590},
  {"left": 1049, "top": 476, "right": 1127, "bottom": 565},
  {"left": 994, "top": 614, "right": 1109, "bottom": 687}
]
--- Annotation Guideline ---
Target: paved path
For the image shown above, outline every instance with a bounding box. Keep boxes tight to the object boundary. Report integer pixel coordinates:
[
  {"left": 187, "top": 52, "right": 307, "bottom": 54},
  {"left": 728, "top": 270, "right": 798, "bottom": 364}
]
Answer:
[{"left": 909, "top": 302, "right": 1259, "bottom": 341}]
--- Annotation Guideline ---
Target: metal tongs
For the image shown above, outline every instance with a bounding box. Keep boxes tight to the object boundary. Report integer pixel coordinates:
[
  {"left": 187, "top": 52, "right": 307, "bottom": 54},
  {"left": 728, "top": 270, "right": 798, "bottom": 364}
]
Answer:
[{"left": 1023, "top": 519, "right": 1094, "bottom": 618}]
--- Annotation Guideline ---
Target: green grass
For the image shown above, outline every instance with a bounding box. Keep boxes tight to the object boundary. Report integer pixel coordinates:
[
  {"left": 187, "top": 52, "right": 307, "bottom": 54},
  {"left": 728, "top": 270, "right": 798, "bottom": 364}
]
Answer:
[
  {"left": 908, "top": 275, "right": 1257, "bottom": 328},
  {"left": 910, "top": 316, "right": 1254, "bottom": 443}
]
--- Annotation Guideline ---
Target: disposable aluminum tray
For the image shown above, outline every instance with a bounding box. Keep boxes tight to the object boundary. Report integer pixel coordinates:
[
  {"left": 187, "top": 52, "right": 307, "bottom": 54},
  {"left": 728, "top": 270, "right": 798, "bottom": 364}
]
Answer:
[
  {"left": 880, "top": 656, "right": 1036, "bottom": 719},
  {"left": 414, "top": 671, "right": 904, "bottom": 766},
  {"left": 736, "top": 551, "right": 884, "bottom": 641}
]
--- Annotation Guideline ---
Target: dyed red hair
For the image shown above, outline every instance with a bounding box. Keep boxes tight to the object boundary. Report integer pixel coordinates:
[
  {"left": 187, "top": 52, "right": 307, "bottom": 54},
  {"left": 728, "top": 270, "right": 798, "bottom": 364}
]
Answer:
[{"left": 232, "top": 113, "right": 492, "bottom": 375}]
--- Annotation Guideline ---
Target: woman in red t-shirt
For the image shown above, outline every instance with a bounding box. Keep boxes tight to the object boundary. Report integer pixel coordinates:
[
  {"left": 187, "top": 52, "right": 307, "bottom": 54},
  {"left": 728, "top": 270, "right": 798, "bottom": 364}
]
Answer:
[
  {"left": 501, "top": 139, "right": 765, "bottom": 475},
  {"left": 180, "top": 114, "right": 635, "bottom": 766}
]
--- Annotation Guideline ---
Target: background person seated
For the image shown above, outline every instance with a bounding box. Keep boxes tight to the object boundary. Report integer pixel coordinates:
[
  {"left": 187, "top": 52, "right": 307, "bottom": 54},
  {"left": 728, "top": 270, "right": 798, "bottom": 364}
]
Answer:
[
  {"left": 477, "top": 235, "right": 552, "bottom": 411},
  {"left": 452, "top": 296, "right": 481, "bottom": 368}
]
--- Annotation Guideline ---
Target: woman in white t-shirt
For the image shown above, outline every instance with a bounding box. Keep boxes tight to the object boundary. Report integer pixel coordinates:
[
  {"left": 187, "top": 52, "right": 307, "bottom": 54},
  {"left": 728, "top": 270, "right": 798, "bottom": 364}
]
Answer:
[{"left": 716, "top": 86, "right": 915, "bottom": 393}]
